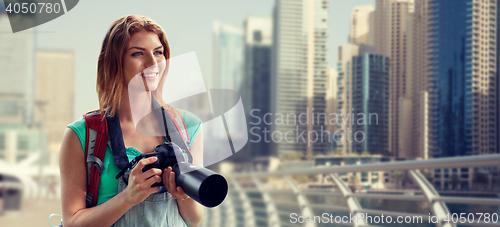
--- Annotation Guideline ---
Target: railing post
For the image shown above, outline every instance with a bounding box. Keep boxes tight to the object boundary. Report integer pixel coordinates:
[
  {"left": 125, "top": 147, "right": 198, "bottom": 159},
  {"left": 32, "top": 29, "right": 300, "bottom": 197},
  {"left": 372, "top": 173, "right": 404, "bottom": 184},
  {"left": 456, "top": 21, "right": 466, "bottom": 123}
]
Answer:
[
  {"left": 329, "top": 173, "right": 366, "bottom": 227},
  {"left": 231, "top": 178, "right": 256, "bottom": 227},
  {"left": 409, "top": 170, "right": 457, "bottom": 227},
  {"left": 284, "top": 175, "right": 317, "bottom": 227},
  {"left": 251, "top": 176, "right": 281, "bottom": 227}
]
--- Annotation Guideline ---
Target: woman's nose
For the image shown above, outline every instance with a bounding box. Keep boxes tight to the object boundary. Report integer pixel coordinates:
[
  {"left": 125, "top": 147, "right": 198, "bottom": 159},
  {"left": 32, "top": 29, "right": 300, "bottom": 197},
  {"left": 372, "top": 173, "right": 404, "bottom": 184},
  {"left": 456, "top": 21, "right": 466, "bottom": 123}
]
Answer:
[{"left": 144, "top": 53, "right": 158, "bottom": 69}]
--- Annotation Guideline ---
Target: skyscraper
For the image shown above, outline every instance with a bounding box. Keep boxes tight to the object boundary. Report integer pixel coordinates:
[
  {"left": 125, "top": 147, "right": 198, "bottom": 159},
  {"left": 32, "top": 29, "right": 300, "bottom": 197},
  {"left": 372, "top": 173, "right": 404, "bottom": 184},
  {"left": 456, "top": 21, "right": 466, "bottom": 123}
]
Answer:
[
  {"left": 325, "top": 68, "right": 337, "bottom": 152},
  {"left": 35, "top": 50, "right": 74, "bottom": 165},
  {"left": 352, "top": 54, "right": 389, "bottom": 154},
  {"left": 425, "top": 0, "right": 498, "bottom": 157},
  {"left": 212, "top": 21, "right": 244, "bottom": 92},
  {"left": 374, "top": 0, "right": 392, "bottom": 57},
  {"left": 405, "top": 0, "right": 430, "bottom": 159},
  {"left": 0, "top": 14, "right": 35, "bottom": 125},
  {"left": 243, "top": 14, "right": 274, "bottom": 159},
  {"left": 350, "top": 5, "right": 375, "bottom": 46},
  {"left": 336, "top": 44, "right": 377, "bottom": 155},
  {"left": 272, "top": 0, "right": 329, "bottom": 157},
  {"left": 212, "top": 21, "right": 244, "bottom": 140},
  {"left": 373, "top": 0, "right": 414, "bottom": 157}
]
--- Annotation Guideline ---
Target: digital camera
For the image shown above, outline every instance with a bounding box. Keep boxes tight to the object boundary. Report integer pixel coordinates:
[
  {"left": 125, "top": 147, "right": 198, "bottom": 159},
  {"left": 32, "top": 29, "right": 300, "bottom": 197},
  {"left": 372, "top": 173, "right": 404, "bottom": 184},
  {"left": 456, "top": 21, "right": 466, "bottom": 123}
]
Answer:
[{"left": 116, "top": 142, "right": 228, "bottom": 208}]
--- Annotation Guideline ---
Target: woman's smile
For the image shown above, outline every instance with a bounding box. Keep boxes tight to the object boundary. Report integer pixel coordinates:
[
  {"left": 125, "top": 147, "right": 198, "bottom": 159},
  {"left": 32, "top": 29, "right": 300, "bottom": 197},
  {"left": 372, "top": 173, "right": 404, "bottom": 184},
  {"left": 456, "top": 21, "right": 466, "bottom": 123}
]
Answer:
[{"left": 142, "top": 71, "right": 159, "bottom": 80}]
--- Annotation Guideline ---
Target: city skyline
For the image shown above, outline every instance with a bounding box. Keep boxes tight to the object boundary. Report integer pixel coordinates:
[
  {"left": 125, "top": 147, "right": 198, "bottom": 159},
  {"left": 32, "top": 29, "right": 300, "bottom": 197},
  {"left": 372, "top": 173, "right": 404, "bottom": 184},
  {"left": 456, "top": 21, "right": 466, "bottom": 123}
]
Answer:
[
  {"left": 2, "top": 0, "right": 498, "bottom": 160},
  {"left": 0, "top": 0, "right": 374, "bottom": 121},
  {"left": 1, "top": 1, "right": 499, "bottom": 224}
]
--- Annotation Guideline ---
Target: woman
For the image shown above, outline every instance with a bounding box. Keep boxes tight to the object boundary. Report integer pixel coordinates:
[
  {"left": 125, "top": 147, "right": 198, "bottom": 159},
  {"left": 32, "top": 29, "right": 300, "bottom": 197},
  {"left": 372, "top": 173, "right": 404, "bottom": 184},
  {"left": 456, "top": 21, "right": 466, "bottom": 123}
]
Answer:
[{"left": 59, "top": 15, "right": 204, "bottom": 227}]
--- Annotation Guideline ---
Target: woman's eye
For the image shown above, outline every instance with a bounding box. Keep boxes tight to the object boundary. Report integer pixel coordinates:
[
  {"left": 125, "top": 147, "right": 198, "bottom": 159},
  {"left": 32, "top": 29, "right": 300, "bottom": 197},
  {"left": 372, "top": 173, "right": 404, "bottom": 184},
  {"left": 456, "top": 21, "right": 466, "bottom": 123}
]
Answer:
[
  {"left": 132, "top": 52, "right": 142, "bottom": 56},
  {"left": 154, "top": 50, "right": 163, "bottom": 55}
]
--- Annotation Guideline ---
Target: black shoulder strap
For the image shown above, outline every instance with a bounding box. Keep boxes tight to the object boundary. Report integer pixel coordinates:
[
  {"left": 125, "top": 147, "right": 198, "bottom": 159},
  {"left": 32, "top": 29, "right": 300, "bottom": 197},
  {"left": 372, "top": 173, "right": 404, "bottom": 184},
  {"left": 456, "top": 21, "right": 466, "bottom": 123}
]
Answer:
[
  {"left": 107, "top": 113, "right": 129, "bottom": 171},
  {"left": 111, "top": 100, "right": 194, "bottom": 172}
]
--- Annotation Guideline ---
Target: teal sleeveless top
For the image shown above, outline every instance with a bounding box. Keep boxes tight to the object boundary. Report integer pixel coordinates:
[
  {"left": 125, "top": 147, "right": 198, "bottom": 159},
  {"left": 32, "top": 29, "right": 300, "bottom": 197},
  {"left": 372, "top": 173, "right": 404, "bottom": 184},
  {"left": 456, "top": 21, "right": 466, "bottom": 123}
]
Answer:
[{"left": 68, "top": 110, "right": 202, "bottom": 206}]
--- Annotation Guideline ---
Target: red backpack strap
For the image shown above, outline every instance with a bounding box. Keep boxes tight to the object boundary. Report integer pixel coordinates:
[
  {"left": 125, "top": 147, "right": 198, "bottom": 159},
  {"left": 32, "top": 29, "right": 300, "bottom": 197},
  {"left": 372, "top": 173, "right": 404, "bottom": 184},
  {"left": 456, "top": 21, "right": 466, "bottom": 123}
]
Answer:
[
  {"left": 83, "top": 110, "right": 108, "bottom": 208},
  {"left": 165, "top": 108, "right": 190, "bottom": 151}
]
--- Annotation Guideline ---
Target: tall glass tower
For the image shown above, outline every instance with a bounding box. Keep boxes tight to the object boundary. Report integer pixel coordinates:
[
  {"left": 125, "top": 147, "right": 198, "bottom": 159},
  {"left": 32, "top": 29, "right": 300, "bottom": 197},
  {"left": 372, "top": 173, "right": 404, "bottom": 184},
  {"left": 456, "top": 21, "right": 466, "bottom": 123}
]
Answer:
[
  {"left": 211, "top": 21, "right": 244, "bottom": 140},
  {"left": 352, "top": 54, "right": 389, "bottom": 154},
  {"left": 428, "top": 0, "right": 498, "bottom": 157},
  {"left": 243, "top": 15, "right": 274, "bottom": 159}
]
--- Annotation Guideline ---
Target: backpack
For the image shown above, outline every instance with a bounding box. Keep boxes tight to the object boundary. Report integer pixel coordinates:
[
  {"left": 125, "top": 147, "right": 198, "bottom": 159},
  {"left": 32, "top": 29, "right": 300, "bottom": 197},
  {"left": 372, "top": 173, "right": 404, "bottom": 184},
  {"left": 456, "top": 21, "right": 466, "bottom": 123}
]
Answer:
[{"left": 83, "top": 106, "right": 191, "bottom": 208}]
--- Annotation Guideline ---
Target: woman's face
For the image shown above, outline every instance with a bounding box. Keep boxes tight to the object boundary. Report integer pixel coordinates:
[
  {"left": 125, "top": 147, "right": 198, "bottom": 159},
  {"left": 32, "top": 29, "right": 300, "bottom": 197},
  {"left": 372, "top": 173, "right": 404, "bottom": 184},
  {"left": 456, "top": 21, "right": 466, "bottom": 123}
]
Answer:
[{"left": 123, "top": 30, "right": 167, "bottom": 92}]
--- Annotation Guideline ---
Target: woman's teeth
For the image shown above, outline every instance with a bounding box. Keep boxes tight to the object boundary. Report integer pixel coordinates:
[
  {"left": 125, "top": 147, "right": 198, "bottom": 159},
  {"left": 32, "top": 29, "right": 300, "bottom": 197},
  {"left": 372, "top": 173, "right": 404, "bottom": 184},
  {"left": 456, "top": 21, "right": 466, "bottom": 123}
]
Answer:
[{"left": 142, "top": 73, "right": 158, "bottom": 78}]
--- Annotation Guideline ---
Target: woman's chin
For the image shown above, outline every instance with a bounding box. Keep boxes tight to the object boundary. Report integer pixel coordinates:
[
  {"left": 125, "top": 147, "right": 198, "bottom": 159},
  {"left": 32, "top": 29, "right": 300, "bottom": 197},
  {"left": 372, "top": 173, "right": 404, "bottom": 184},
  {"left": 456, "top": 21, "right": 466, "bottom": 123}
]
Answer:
[{"left": 145, "top": 81, "right": 159, "bottom": 92}]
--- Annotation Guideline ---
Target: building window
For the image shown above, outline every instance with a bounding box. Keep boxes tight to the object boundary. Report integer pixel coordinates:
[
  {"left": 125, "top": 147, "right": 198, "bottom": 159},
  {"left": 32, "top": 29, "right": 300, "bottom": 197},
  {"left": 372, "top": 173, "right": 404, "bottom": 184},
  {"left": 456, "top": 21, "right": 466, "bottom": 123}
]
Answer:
[
  {"left": 17, "top": 134, "right": 29, "bottom": 151},
  {"left": 253, "top": 31, "right": 262, "bottom": 43}
]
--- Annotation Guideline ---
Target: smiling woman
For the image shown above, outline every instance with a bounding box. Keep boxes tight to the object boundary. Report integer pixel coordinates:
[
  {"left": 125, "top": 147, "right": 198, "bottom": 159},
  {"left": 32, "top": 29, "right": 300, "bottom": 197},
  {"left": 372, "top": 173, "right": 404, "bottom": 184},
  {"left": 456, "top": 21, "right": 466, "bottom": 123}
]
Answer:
[
  {"left": 59, "top": 15, "right": 204, "bottom": 227},
  {"left": 123, "top": 31, "right": 166, "bottom": 92}
]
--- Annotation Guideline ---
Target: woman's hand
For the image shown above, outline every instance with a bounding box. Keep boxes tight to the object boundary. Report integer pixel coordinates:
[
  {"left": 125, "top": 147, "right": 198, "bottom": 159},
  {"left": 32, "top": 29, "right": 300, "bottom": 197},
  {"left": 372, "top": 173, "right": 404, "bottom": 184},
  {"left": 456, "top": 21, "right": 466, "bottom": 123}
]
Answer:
[
  {"left": 163, "top": 166, "right": 189, "bottom": 201},
  {"left": 122, "top": 157, "right": 163, "bottom": 206}
]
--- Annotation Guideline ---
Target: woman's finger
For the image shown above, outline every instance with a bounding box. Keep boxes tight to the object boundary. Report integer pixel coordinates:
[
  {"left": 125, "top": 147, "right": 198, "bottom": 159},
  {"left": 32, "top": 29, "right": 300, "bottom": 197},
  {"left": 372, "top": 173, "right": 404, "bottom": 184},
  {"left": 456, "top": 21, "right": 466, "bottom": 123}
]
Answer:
[
  {"left": 144, "top": 174, "right": 162, "bottom": 188},
  {"left": 176, "top": 186, "right": 189, "bottom": 201},
  {"left": 169, "top": 170, "right": 176, "bottom": 191},
  {"left": 131, "top": 157, "right": 157, "bottom": 175},
  {"left": 136, "top": 168, "right": 162, "bottom": 183},
  {"left": 146, "top": 186, "right": 160, "bottom": 195},
  {"left": 163, "top": 167, "right": 172, "bottom": 187}
]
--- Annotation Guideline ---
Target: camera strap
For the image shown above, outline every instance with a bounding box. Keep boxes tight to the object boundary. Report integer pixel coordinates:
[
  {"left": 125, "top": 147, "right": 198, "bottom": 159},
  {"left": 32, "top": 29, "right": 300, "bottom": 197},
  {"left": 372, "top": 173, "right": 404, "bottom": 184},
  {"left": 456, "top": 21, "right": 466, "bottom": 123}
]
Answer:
[
  {"left": 83, "top": 101, "right": 192, "bottom": 207},
  {"left": 151, "top": 97, "right": 193, "bottom": 164},
  {"left": 151, "top": 97, "right": 191, "bottom": 154}
]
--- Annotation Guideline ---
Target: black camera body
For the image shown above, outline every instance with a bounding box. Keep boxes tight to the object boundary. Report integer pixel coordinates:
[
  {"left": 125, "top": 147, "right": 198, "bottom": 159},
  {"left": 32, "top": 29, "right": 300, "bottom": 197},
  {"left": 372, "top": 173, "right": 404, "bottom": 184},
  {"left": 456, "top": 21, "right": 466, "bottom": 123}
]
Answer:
[
  {"left": 140, "top": 142, "right": 189, "bottom": 187},
  {"left": 116, "top": 142, "right": 228, "bottom": 208}
]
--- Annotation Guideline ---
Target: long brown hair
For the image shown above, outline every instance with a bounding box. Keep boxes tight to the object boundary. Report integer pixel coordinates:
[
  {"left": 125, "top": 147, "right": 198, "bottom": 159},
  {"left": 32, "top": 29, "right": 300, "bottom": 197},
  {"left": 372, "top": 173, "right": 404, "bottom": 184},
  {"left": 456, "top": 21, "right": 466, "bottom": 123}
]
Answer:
[{"left": 97, "top": 15, "right": 176, "bottom": 117}]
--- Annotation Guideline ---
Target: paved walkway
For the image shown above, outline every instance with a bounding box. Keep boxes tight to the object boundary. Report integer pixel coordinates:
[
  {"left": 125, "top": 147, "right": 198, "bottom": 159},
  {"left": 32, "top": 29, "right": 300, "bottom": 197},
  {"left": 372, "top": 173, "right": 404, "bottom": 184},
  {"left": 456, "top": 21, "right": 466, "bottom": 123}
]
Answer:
[{"left": 0, "top": 198, "right": 62, "bottom": 227}]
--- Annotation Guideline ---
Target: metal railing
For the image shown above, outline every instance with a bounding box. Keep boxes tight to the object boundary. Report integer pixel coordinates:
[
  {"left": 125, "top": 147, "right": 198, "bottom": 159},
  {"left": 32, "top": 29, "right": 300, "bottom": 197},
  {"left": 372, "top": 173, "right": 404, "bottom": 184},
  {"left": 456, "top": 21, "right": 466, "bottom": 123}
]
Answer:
[{"left": 200, "top": 154, "right": 500, "bottom": 227}]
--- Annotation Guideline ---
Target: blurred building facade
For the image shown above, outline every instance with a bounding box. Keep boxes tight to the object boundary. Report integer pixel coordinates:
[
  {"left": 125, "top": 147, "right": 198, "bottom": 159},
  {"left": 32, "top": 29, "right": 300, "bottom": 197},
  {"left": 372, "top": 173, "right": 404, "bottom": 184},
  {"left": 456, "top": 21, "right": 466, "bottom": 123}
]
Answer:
[
  {"left": 351, "top": 54, "right": 389, "bottom": 154},
  {"left": 373, "top": 0, "right": 392, "bottom": 57},
  {"left": 211, "top": 21, "right": 244, "bottom": 143},
  {"left": 349, "top": 5, "right": 375, "bottom": 46},
  {"left": 242, "top": 14, "right": 274, "bottom": 160},
  {"left": 402, "top": 0, "right": 500, "bottom": 189},
  {"left": 0, "top": 13, "right": 68, "bottom": 201},
  {"left": 405, "top": 0, "right": 430, "bottom": 159},
  {"left": 314, "top": 155, "right": 403, "bottom": 190},
  {"left": 0, "top": 13, "right": 38, "bottom": 164},
  {"left": 0, "top": 14, "right": 35, "bottom": 126},
  {"left": 373, "top": 0, "right": 415, "bottom": 158},
  {"left": 271, "top": 0, "right": 329, "bottom": 157},
  {"left": 34, "top": 50, "right": 74, "bottom": 166},
  {"left": 325, "top": 68, "right": 337, "bottom": 152},
  {"left": 336, "top": 44, "right": 377, "bottom": 155},
  {"left": 0, "top": 126, "right": 43, "bottom": 164},
  {"left": 212, "top": 21, "right": 244, "bottom": 92},
  {"left": 413, "top": 0, "right": 499, "bottom": 158}
]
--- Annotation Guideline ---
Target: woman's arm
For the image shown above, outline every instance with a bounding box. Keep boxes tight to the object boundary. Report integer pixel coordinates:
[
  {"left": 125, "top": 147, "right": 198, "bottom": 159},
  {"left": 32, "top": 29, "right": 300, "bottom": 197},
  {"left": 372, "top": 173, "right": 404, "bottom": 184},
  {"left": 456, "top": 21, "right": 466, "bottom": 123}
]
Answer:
[
  {"left": 60, "top": 128, "right": 162, "bottom": 227},
  {"left": 163, "top": 128, "right": 204, "bottom": 227}
]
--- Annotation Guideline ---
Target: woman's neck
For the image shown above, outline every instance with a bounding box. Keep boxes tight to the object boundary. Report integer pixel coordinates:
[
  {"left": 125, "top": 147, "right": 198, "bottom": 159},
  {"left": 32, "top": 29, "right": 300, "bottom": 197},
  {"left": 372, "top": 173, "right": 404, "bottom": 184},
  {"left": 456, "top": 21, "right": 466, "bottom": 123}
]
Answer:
[{"left": 118, "top": 87, "right": 153, "bottom": 125}]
